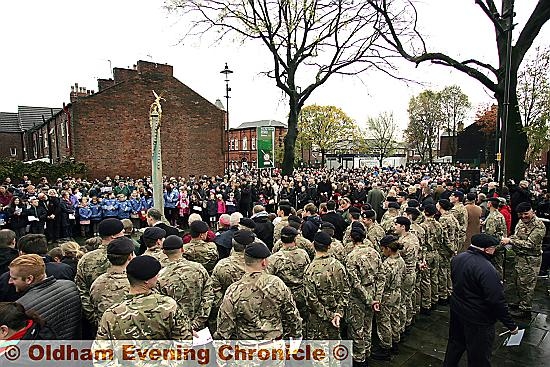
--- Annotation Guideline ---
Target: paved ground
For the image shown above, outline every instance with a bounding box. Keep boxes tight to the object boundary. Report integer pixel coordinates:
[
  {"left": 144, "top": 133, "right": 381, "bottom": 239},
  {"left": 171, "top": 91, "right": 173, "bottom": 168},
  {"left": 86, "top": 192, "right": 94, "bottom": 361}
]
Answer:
[{"left": 370, "top": 257, "right": 550, "bottom": 367}]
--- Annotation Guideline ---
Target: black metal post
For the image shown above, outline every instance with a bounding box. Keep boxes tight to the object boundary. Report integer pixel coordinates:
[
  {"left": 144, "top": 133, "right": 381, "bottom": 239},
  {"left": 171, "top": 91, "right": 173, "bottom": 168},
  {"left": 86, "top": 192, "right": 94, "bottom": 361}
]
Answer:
[{"left": 220, "top": 63, "right": 233, "bottom": 173}]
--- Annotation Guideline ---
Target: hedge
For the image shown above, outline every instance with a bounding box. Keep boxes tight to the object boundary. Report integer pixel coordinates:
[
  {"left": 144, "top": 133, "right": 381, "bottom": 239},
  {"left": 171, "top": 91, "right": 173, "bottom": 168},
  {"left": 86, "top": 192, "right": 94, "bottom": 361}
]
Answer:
[{"left": 0, "top": 159, "right": 88, "bottom": 182}]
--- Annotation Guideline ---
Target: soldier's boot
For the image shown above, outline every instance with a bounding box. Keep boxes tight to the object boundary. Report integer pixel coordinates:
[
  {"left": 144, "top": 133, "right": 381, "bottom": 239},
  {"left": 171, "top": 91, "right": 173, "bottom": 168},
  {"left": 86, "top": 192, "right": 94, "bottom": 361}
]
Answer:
[
  {"left": 371, "top": 348, "right": 391, "bottom": 361},
  {"left": 391, "top": 342, "right": 399, "bottom": 355}
]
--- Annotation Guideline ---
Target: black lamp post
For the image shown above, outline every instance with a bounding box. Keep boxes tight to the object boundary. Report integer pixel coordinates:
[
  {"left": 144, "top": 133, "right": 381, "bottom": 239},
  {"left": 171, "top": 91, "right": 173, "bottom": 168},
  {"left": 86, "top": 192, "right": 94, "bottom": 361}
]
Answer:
[{"left": 220, "top": 63, "right": 233, "bottom": 173}]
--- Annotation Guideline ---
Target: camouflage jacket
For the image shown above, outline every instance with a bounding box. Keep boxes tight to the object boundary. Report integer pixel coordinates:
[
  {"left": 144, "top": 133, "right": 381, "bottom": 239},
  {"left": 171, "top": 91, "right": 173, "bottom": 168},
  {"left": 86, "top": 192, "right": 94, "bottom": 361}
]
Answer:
[
  {"left": 273, "top": 216, "right": 289, "bottom": 243},
  {"left": 328, "top": 239, "right": 346, "bottom": 264},
  {"left": 75, "top": 244, "right": 110, "bottom": 321},
  {"left": 484, "top": 209, "right": 507, "bottom": 242},
  {"left": 210, "top": 252, "right": 246, "bottom": 310},
  {"left": 142, "top": 247, "right": 170, "bottom": 267},
  {"left": 450, "top": 203, "right": 468, "bottom": 238},
  {"left": 510, "top": 216, "right": 546, "bottom": 256},
  {"left": 381, "top": 254, "right": 405, "bottom": 296},
  {"left": 267, "top": 245, "right": 310, "bottom": 291},
  {"left": 345, "top": 243, "right": 385, "bottom": 303},
  {"left": 366, "top": 222, "right": 385, "bottom": 251},
  {"left": 96, "top": 292, "right": 192, "bottom": 340},
  {"left": 273, "top": 234, "right": 315, "bottom": 260},
  {"left": 343, "top": 221, "right": 365, "bottom": 245},
  {"left": 89, "top": 269, "right": 130, "bottom": 326},
  {"left": 411, "top": 222, "right": 426, "bottom": 249},
  {"left": 398, "top": 231, "right": 420, "bottom": 272},
  {"left": 439, "top": 212, "right": 460, "bottom": 255},
  {"left": 381, "top": 211, "right": 399, "bottom": 235},
  {"left": 182, "top": 239, "right": 219, "bottom": 274},
  {"left": 216, "top": 271, "right": 302, "bottom": 340},
  {"left": 157, "top": 257, "right": 213, "bottom": 330},
  {"left": 304, "top": 254, "right": 350, "bottom": 321},
  {"left": 420, "top": 217, "right": 444, "bottom": 252}
]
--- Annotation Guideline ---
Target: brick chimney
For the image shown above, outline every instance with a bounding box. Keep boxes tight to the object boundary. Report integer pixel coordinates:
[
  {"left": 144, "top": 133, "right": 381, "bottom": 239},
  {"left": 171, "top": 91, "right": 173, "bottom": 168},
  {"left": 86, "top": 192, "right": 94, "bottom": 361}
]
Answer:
[
  {"left": 113, "top": 67, "right": 138, "bottom": 84},
  {"left": 70, "top": 83, "right": 91, "bottom": 103},
  {"left": 97, "top": 78, "right": 115, "bottom": 92},
  {"left": 136, "top": 60, "right": 173, "bottom": 76}
]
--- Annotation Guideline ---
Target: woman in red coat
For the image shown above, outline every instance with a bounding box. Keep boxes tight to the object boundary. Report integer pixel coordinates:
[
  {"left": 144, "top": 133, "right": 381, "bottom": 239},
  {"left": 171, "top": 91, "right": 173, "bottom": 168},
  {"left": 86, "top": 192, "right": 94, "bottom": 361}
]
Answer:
[{"left": 498, "top": 198, "right": 512, "bottom": 235}]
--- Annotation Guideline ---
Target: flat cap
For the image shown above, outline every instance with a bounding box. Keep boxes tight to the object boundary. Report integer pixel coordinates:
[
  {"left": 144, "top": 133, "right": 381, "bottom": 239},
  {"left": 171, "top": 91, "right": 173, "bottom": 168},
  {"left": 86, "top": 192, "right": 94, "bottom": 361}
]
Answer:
[
  {"left": 314, "top": 231, "right": 332, "bottom": 246},
  {"left": 190, "top": 220, "right": 209, "bottom": 234},
  {"left": 471, "top": 233, "right": 499, "bottom": 248},
  {"left": 498, "top": 197, "right": 507, "bottom": 205},
  {"left": 98, "top": 218, "right": 124, "bottom": 237},
  {"left": 423, "top": 204, "right": 438, "bottom": 216},
  {"left": 162, "top": 235, "right": 183, "bottom": 250},
  {"left": 320, "top": 222, "right": 335, "bottom": 230},
  {"left": 395, "top": 216, "right": 411, "bottom": 227},
  {"left": 388, "top": 202, "right": 401, "bottom": 210},
  {"left": 244, "top": 241, "right": 271, "bottom": 259},
  {"left": 143, "top": 227, "right": 166, "bottom": 240},
  {"left": 281, "top": 226, "right": 299, "bottom": 237},
  {"left": 107, "top": 237, "right": 135, "bottom": 255},
  {"left": 438, "top": 199, "right": 453, "bottom": 211},
  {"left": 239, "top": 218, "right": 256, "bottom": 229},
  {"left": 516, "top": 202, "right": 532, "bottom": 213},
  {"left": 233, "top": 230, "right": 256, "bottom": 245},
  {"left": 126, "top": 255, "right": 161, "bottom": 281},
  {"left": 451, "top": 191, "right": 464, "bottom": 199}
]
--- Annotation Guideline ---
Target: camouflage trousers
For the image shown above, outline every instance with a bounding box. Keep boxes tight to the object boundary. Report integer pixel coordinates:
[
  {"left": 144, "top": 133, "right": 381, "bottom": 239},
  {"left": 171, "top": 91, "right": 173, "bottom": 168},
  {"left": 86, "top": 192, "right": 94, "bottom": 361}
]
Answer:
[
  {"left": 438, "top": 252, "right": 452, "bottom": 300},
  {"left": 400, "top": 271, "right": 416, "bottom": 332},
  {"left": 292, "top": 287, "right": 309, "bottom": 329},
  {"left": 346, "top": 296, "right": 374, "bottom": 362},
  {"left": 306, "top": 312, "right": 341, "bottom": 340},
  {"left": 415, "top": 267, "right": 422, "bottom": 314},
  {"left": 490, "top": 248, "right": 506, "bottom": 280},
  {"left": 421, "top": 251, "right": 439, "bottom": 308},
  {"left": 514, "top": 255, "right": 542, "bottom": 311},
  {"left": 376, "top": 290, "right": 401, "bottom": 348}
]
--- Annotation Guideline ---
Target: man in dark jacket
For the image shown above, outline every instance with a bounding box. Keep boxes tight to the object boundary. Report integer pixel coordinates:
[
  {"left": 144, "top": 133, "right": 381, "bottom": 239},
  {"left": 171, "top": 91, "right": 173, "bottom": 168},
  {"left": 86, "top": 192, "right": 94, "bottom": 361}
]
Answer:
[
  {"left": 302, "top": 203, "right": 322, "bottom": 242},
  {"left": 0, "top": 229, "right": 18, "bottom": 274},
  {"left": 26, "top": 197, "right": 48, "bottom": 235},
  {"left": 138, "top": 208, "right": 180, "bottom": 255},
  {"left": 320, "top": 200, "right": 347, "bottom": 241},
  {"left": 9, "top": 254, "right": 81, "bottom": 339},
  {"left": 251, "top": 205, "right": 274, "bottom": 250},
  {"left": 214, "top": 214, "right": 238, "bottom": 259},
  {"left": 443, "top": 233, "right": 518, "bottom": 367}
]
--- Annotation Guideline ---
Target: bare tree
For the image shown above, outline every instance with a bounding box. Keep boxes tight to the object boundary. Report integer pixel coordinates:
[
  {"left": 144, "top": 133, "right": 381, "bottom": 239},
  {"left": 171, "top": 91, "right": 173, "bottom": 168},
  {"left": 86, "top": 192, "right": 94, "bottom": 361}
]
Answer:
[
  {"left": 367, "top": 0, "right": 550, "bottom": 180},
  {"left": 406, "top": 90, "right": 442, "bottom": 163},
  {"left": 167, "top": 0, "right": 408, "bottom": 174},
  {"left": 364, "top": 112, "right": 399, "bottom": 166},
  {"left": 439, "top": 85, "right": 471, "bottom": 158}
]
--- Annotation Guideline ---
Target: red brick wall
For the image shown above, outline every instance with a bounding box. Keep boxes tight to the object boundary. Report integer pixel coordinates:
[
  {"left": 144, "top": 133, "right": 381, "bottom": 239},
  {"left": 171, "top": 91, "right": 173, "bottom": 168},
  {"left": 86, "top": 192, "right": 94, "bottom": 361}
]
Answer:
[
  {"left": 0, "top": 132, "right": 23, "bottom": 160},
  {"left": 71, "top": 73, "right": 224, "bottom": 178},
  {"left": 228, "top": 127, "right": 286, "bottom": 168},
  {"left": 26, "top": 110, "right": 71, "bottom": 162}
]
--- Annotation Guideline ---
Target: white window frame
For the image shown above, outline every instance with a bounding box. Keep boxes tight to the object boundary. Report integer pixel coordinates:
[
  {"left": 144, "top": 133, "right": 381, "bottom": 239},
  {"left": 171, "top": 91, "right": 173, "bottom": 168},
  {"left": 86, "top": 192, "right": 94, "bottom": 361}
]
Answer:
[
  {"left": 9, "top": 147, "right": 17, "bottom": 157},
  {"left": 251, "top": 136, "right": 256, "bottom": 150},
  {"left": 242, "top": 136, "right": 248, "bottom": 150}
]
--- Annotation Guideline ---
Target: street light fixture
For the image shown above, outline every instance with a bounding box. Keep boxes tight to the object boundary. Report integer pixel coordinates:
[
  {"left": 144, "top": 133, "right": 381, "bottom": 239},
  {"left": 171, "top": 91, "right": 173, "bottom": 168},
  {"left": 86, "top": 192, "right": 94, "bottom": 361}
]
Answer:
[{"left": 220, "top": 63, "right": 233, "bottom": 172}]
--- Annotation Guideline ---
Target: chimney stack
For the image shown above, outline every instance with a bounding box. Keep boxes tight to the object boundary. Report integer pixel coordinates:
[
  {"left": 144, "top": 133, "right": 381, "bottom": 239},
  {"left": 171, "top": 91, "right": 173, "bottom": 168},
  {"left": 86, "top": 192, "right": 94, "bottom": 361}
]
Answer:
[{"left": 70, "top": 83, "right": 90, "bottom": 103}]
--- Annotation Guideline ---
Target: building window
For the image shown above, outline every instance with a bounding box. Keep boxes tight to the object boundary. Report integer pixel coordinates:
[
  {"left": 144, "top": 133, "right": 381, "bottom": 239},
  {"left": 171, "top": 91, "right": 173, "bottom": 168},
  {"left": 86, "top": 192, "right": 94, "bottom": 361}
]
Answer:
[
  {"left": 65, "top": 120, "right": 70, "bottom": 148},
  {"left": 230, "top": 139, "right": 234, "bottom": 151},
  {"left": 9, "top": 148, "right": 17, "bottom": 157},
  {"left": 242, "top": 136, "right": 248, "bottom": 150},
  {"left": 251, "top": 137, "right": 256, "bottom": 151},
  {"left": 234, "top": 139, "right": 239, "bottom": 150},
  {"left": 61, "top": 122, "right": 65, "bottom": 137}
]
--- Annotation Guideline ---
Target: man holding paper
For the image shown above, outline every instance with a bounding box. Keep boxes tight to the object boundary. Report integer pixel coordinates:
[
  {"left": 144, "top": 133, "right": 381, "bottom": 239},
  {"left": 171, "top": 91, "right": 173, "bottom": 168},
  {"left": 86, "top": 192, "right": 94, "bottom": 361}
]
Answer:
[{"left": 443, "top": 233, "right": 518, "bottom": 367}]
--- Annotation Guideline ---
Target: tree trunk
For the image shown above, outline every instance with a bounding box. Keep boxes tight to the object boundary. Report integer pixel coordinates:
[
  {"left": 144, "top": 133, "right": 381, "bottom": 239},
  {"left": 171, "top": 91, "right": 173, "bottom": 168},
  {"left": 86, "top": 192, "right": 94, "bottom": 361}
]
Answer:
[
  {"left": 321, "top": 148, "right": 326, "bottom": 167},
  {"left": 501, "top": 88, "right": 528, "bottom": 181},
  {"left": 282, "top": 105, "right": 299, "bottom": 175}
]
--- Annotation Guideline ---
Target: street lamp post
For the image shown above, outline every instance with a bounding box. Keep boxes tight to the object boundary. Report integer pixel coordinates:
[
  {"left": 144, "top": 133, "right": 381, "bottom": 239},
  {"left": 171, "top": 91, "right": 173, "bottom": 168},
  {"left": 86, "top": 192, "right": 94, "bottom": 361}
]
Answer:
[{"left": 220, "top": 63, "right": 233, "bottom": 173}]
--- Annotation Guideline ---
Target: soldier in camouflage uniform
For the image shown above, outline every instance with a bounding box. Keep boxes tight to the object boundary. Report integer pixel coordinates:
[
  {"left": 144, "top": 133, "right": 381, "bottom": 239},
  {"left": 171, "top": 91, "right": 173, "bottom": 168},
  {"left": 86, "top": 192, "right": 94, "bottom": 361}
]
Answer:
[
  {"left": 372, "top": 235, "right": 405, "bottom": 361},
  {"left": 437, "top": 199, "right": 460, "bottom": 305},
  {"left": 89, "top": 236, "right": 134, "bottom": 326},
  {"left": 96, "top": 255, "right": 192, "bottom": 340},
  {"left": 342, "top": 207, "right": 363, "bottom": 248},
  {"left": 267, "top": 226, "right": 311, "bottom": 321},
  {"left": 419, "top": 204, "right": 443, "bottom": 312},
  {"left": 304, "top": 231, "right": 350, "bottom": 340},
  {"left": 394, "top": 217, "right": 420, "bottom": 334},
  {"left": 157, "top": 235, "right": 213, "bottom": 331},
  {"left": 76, "top": 218, "right": 125, "bottom": 334},
  {"left": 450, "top": 191, "right": 468, "bottom": 250},
  {"left": 272, "top": 204, "right": 292, "bottom": 243},
  {"left": 141, "top": 227, "right": 169, "bottom": 266},
  {"left": 483, "top": 198, "right": 508, "bottom": 278},
  {"left": 345, "top": 225, "right": 384, "bottom": 365},
  {"left": 501, "top": 202, "right": 546, "bottom": 318},
  {"left": 381, "top": 203, "right": 401, "bottom": 235},
  {"left": 397, "top": 191, "right": 408, "bottom": 213},
  {"left": 361, "top": 210, "right": 385, "bottom": 253},
  {"left": 182, "top": 220, "right": 219, "bottom": 274},
  {"left": 405, "top": 207, "right": 427, "bottom": 316},
  {"left": 272, "top": 215, "right": 316, "bottom": 259},
  {"left": 216, "top": 241, "right": 302, "bottom": 340},
  {"left": 319, "top": 222, "right": 346, "bottom": 264}
]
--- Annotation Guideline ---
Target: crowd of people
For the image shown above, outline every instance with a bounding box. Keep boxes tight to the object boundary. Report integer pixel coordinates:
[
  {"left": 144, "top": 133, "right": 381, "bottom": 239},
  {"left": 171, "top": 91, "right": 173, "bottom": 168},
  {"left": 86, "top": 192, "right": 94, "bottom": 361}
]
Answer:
[{"left": 0, "top": 163, "right": 549, "bottom": 366}]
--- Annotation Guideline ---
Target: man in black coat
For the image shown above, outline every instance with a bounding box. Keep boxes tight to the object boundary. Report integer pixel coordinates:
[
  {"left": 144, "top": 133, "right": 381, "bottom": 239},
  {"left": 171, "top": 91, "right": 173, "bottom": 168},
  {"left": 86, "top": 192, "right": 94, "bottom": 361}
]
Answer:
[
  {"left": 0, "top": 229, "right": 18, "bottom": 274},
  {"left": 443, "top": 233, "right": 518, "bottom": 367},
  {"left": 320, "top": 200, "right": 347, "bottom": 241},
  {"left": 251, "top": 205, "right": 274, "bottom": 250},
  {"left": 138, "top": 208, "right": 180, "bottom": 255}
]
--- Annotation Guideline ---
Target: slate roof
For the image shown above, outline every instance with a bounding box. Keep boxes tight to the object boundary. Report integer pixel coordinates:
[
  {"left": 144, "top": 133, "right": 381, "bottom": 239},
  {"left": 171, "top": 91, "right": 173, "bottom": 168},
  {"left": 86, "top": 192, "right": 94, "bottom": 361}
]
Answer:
[
  {"left": 234, "top": 120, "right": 287, "bottom": 130},
  {"left": 18, "top": 106, "right": 61, "bottom": 131},
  {"left": 0, "top": 112, "right": 20, "bottom": 133}
]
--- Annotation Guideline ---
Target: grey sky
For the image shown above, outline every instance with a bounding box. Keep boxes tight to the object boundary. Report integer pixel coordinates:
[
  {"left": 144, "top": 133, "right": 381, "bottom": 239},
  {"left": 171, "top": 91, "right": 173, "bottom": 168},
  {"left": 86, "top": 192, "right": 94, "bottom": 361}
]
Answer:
[{"left": 1, "top": 0, "right": 548, "bottom": 136}]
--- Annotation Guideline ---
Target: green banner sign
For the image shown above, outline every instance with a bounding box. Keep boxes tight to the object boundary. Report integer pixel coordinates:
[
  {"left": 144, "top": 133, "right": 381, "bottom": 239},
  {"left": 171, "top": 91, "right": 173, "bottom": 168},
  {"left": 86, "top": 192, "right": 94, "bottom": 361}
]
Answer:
[{"left": 257, "top": 126, "right": 275, "bottom": 169}]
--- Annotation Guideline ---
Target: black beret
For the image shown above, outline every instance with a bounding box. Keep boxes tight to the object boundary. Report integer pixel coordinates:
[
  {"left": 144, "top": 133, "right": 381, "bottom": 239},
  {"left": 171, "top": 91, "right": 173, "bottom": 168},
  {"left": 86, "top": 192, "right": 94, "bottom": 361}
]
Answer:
[
  {"left": 244, "top": 241, "right": 271, "bottom": 259},
  {"left": 350, "top": 226, "right": 366, "bottom": 238},
  {"left": 351, "top": 221, "right": 364, "bottom": 230},
  {"left": 361, "top": 204, "right": 372, "bottom": 211},
  {"left": 239, "top": 218, "right": 256, "bottom": 229},
  {"left": 127, "top": 256, "right": 161, "bottom": 281},
  {"left": 281, "top": 226, "right": 299, "bottom": 237},
  {"left": 162, "top": 235, "right": 183, "bottom": 250},
  {"left": 388, "top": 202, "right": 401, "bottom": 210},
  {"left": 386, "top": 196, "right": 397, "bottom": 202},
  {"left": 516, "top": 202, "right": 532, "bottom": 213},
  {"left": 471, "top": 233, "right": 499, "bottom": 248},
  {"left": 395, "top": 216, "right": 411, "bottom": 226},
  {"left": 190, "top": 220, "right": 209, "bottom": 234},
  {"left": 423, "top": 204, "right": 438, "bottom": 216},
  {"left": 405, "top": 207, "right": 420, "bottom": 216},
  {"left": 98, "top": 218, "right": 124, "bottom": 237},
  {"left": 361, "top": 209, "right": 376, "bottom": 219},
  {"left": 143, "top": 227, "right": 166, "bottom": 240},
  {"left": 288, "top": 215, "right": 302, "bottom": 224},
  {"left": 233, "top": 229, "right": 256, "bottom": 245},
  {"left": 314, "top": 231, "right": 332, "bottom": 246},
  {"left": 380, "top": 235, "right": 402, "bottom": 250},
  {"left": 407, "top": 199, "right": 420, "bottom": 208},
  {"left": 438, "top": 199, "right": 453, "bottom": 211},
  {"left": 320, "top": 222, "right": 335, "bottom": 230},
  {"left": 107, "top": 237, "right": 135, "bottom": 255},
  {"left": 451, "top": 191, "right": 464, "bottom": 199},
  {"left": 348, "top": 206, "right": 361, "bottom": 214}
]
